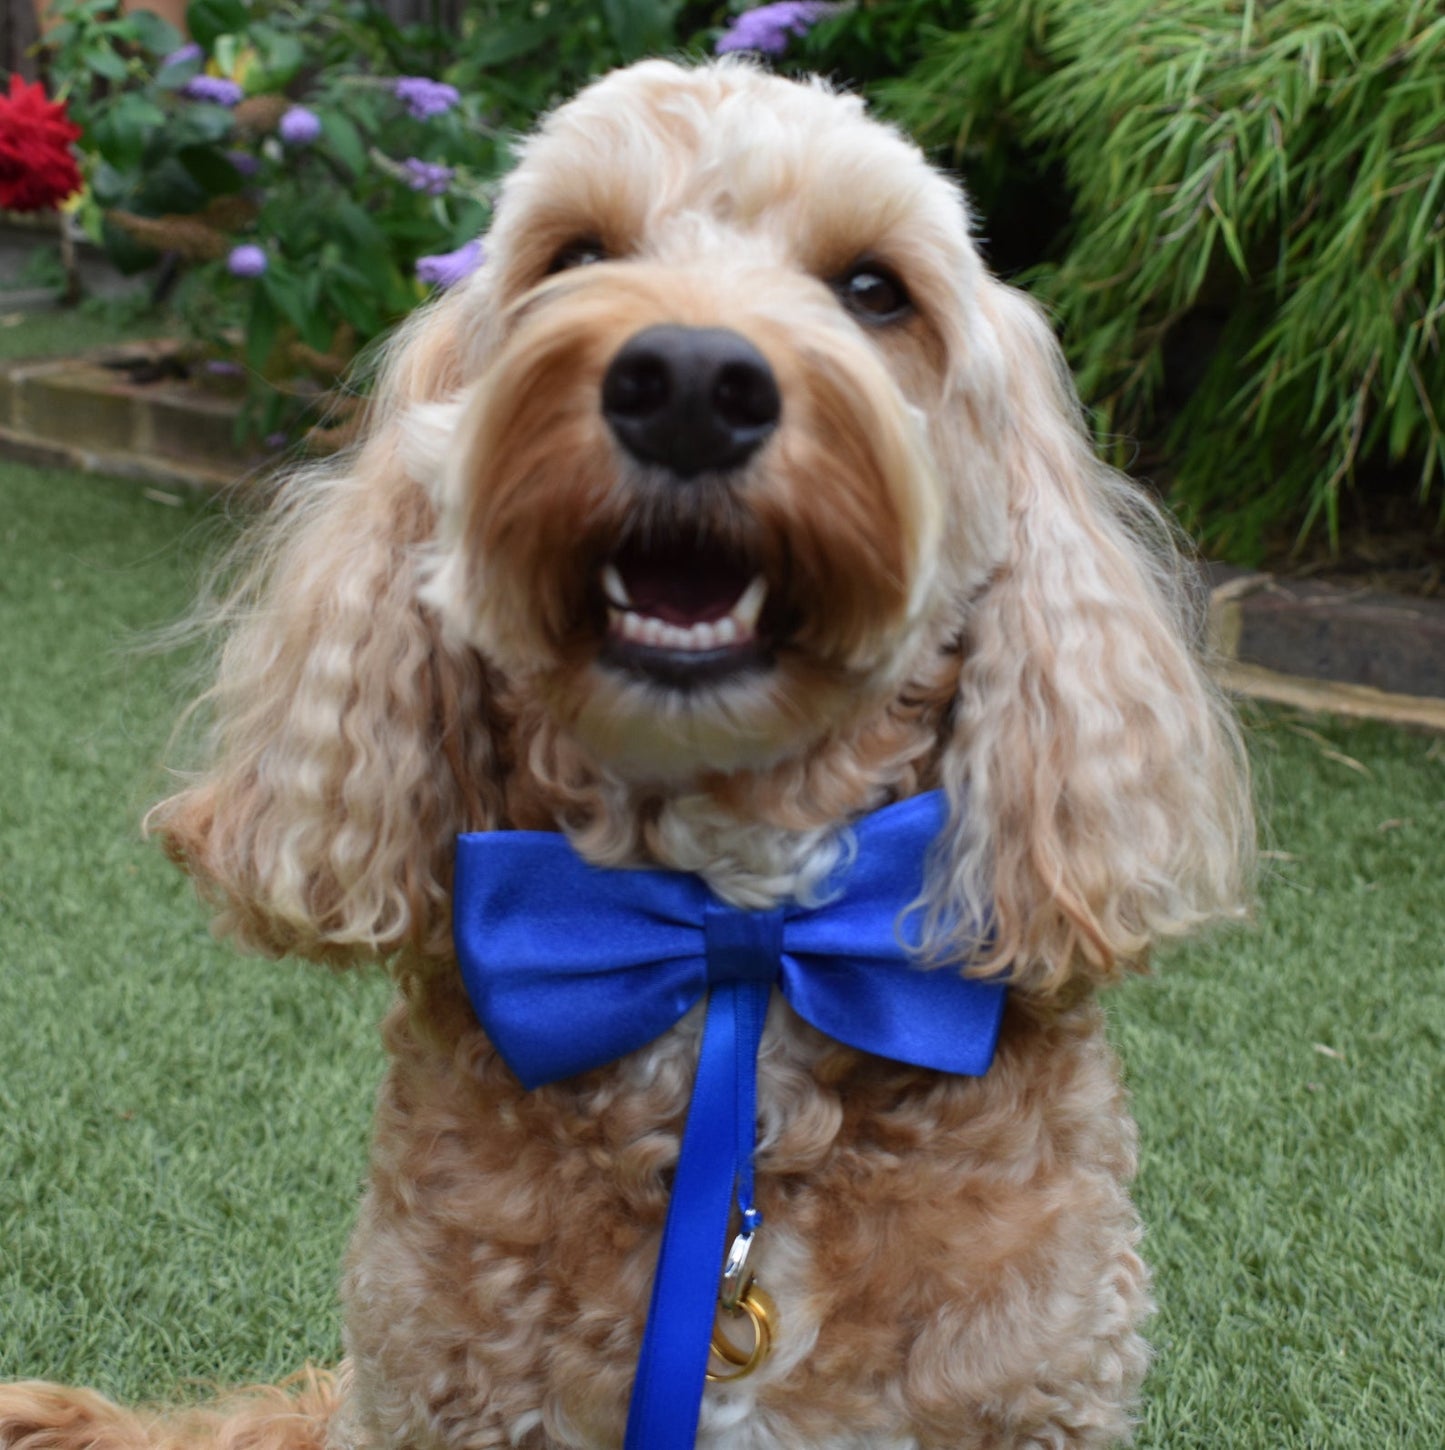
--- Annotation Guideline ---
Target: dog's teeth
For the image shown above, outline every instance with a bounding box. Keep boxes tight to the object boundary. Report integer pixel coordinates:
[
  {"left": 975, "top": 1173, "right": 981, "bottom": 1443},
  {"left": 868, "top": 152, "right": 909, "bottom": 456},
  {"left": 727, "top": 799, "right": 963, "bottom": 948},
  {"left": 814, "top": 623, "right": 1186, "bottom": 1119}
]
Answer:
[
  {"left": 732, "top": 576, "right": 767, "bottom": 631},
  {"left": 601, "top": 563, "right": 631, "bottom": 608},
  {"left": 611, "top": 596, "right": 760, "bottom": 655}
]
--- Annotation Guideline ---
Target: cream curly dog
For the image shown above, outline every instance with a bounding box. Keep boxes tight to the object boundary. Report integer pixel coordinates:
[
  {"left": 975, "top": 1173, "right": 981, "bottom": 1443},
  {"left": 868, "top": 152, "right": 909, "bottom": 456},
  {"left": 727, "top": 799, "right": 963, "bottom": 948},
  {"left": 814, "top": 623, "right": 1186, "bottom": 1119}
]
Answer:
[{"left": 0, "top": 58, "right": 1250, "bottom": 1450}]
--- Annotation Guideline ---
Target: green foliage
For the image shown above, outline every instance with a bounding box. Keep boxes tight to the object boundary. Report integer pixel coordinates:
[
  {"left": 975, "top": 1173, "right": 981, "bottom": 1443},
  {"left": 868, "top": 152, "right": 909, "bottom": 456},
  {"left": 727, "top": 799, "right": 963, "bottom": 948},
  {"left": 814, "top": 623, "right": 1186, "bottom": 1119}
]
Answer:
[
  {"left": 885, "top": 0, "right": 1445, "bottom": 560},
  {"left": 40, "top": 1, "right": 490, "bottom": 437},
  {"left": 786, "top": 0, "right": 975, "bottom": 94},
  {"left": 38, "top": 0, "right": 939, "bottom": 446},
  {"left": 41, "top": 0, "right": 184, "bottom": 94},
  {"left": 38, "top": 0, "right": 723, "bottom": 443}
]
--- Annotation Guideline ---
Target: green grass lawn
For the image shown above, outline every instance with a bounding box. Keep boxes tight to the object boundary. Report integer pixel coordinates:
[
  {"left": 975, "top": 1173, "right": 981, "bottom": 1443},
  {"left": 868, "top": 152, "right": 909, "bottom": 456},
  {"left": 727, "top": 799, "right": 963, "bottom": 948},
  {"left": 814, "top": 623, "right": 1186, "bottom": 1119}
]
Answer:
[{"left": 1, "top": 456, "right": 1441, "bottom": 1446}]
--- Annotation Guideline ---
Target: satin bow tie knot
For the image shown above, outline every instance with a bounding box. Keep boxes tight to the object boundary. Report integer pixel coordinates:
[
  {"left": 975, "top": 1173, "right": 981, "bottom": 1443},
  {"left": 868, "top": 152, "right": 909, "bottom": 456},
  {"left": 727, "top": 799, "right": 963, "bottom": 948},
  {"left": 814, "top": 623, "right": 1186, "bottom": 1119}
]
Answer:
[
  {"left": 453, "top": 790, "right": 1006, "bottom": 1449},
  {"left": 705, "top": 902, "right": 783, "bottom": 985}
]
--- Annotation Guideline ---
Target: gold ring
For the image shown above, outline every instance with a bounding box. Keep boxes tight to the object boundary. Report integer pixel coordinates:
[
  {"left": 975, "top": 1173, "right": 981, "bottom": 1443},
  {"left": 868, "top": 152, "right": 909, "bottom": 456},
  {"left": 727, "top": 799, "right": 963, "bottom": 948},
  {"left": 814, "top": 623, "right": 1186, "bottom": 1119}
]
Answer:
[{"left": 706, "top": 1284, "right": 776, "bottom": 1383}]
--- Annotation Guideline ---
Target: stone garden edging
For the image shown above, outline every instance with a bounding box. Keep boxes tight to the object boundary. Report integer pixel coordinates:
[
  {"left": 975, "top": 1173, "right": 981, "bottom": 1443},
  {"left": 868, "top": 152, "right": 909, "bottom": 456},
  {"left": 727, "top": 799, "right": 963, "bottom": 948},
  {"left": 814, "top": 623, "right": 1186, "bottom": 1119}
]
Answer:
[{"left": 1208, "top": 569, "right": 1445, "bottom": 731}]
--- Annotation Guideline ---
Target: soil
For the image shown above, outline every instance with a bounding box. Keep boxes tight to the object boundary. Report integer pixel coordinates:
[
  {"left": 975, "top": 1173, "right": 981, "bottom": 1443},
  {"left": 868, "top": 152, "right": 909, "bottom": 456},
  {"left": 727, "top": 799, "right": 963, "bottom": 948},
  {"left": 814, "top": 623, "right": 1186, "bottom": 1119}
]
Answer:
[{"left": 1261, "top": 497, "right": 1445, "bottom": 600}]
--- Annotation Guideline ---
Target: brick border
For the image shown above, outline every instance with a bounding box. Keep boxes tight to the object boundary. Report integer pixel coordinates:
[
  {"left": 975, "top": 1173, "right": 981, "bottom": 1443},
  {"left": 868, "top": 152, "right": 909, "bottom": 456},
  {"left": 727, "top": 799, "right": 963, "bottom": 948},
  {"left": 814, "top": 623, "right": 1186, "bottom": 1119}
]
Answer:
[
  {"left": 0, "top": 339, "right": 270, "bottom": 492},
  {"left": 1208, "top": 568, "right": 1445, "bottom": 726}
]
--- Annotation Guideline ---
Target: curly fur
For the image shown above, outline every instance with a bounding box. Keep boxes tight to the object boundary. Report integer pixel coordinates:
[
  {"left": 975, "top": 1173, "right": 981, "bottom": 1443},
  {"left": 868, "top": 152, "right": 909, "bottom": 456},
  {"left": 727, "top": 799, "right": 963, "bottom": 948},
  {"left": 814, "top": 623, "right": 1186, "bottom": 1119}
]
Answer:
[{"left": 0, "top": 58, "right": 1252, "bottom": 1450}]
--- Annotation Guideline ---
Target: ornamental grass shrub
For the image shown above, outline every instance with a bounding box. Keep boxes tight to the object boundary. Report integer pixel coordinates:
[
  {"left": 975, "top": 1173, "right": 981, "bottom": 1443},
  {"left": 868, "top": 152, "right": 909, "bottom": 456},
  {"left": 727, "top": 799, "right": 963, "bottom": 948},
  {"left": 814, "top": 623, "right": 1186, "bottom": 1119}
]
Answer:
[{"left": 884, "top": 0, "right": 1445, "bottom": 561}]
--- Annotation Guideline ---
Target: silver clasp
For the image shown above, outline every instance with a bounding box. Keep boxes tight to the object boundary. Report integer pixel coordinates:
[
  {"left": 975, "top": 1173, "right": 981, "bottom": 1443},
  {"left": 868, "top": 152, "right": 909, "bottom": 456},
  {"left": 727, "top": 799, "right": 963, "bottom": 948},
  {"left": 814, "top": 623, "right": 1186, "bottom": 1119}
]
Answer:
[{"left": 719, "top": 1225, "right": 758, "bottom": 1312}]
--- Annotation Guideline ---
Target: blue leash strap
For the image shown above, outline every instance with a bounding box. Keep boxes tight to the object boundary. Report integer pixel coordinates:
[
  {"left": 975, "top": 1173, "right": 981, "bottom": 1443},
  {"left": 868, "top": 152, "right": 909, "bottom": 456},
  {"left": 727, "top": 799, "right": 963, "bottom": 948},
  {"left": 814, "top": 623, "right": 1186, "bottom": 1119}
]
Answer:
[{"left": 622, "top": 909, "right": 779, "bottom": 1447}]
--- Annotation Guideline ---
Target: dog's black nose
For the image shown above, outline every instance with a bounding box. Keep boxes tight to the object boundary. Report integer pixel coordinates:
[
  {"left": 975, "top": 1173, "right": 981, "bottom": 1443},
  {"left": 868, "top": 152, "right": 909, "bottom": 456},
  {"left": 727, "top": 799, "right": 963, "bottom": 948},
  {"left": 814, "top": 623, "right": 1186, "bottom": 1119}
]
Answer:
[{"left": 601, "top": 325, "right": 781, "bottom": 478}]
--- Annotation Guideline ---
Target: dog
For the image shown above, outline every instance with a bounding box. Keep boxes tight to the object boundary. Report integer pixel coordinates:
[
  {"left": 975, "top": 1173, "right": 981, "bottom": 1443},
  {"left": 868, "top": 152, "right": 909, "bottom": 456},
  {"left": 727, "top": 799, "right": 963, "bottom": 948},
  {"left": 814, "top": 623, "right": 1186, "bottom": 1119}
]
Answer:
[{"left": 0, "top": 58, "right": 1251, "bottom": 1450}]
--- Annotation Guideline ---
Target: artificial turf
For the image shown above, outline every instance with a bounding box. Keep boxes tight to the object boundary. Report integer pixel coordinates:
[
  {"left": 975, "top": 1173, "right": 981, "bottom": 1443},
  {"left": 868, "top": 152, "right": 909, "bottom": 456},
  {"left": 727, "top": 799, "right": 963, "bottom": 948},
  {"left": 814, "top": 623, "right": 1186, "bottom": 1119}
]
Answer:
[{"left": 0, "top": 454, "right": 1441, "bottom": 1446}]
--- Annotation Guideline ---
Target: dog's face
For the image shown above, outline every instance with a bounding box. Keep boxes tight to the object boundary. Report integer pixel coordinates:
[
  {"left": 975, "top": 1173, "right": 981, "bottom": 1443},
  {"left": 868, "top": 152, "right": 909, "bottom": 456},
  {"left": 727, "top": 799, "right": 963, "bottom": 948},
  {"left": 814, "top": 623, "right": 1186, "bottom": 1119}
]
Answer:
[
  {"left": 411, "top": 61, "right": 1009, "bottom": 780},
  {"left": 149, "top": 59, "right": 1248, "bottom": 976}
]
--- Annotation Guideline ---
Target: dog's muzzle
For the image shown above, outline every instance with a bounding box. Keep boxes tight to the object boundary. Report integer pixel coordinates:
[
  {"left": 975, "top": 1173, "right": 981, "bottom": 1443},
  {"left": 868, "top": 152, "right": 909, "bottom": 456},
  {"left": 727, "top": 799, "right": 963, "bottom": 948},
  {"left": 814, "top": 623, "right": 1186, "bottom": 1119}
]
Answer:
[{"left": 595, "top": 324, "right": 781, "bottom": 687}]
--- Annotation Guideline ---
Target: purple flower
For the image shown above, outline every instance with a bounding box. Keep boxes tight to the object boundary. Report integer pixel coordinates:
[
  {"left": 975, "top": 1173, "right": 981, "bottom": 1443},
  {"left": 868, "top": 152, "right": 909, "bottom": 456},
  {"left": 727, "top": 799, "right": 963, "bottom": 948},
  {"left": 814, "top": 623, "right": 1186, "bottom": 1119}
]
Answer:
[
  {"left": 416, "top": 238, "right": 484, "bottom": 288},
  {"left": 204, "top": 359, "right": 244, "bottom": 377},
  {"left": 224, "top": 149, "right": 259, "bottom": 176},
  {"left": 402, "top": 157, "right": 453, "bottom": 196},
  {"left": 278, "top": 106, "right": 322, "bottom": 146},
  {"left": 715, "top": 2, "right": 838, "bottom": 55},
  {"left": 227, "top": 244, "right": 268, "bottom": 278},
  {"left": 162, "top": 42, "right": 203, "bottom": 67},
  {"left": 183, "top": 74, "right": 244, "bottom": 107},
  {"left": 394, "top": 76, "right": 461, "bottom": 120}
]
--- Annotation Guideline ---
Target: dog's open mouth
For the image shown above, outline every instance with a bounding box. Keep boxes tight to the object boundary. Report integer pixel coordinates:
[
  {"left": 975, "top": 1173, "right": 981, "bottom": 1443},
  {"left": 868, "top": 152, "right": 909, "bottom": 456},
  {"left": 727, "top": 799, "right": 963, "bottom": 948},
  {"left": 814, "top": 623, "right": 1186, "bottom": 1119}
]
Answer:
[{"left": 598, "top": 534, "right": 771, "bottom": 685}]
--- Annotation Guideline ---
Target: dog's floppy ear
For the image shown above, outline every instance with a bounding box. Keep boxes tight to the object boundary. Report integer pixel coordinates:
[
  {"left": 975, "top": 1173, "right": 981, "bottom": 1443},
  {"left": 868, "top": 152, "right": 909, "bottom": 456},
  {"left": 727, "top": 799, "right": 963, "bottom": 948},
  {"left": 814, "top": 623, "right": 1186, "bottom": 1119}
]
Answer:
[
  {"left": 932, "top": 279, "right": 1252, "bottom": 995},
  {"left": 147, "top": 284, "right": 505, "bottom": 966}
]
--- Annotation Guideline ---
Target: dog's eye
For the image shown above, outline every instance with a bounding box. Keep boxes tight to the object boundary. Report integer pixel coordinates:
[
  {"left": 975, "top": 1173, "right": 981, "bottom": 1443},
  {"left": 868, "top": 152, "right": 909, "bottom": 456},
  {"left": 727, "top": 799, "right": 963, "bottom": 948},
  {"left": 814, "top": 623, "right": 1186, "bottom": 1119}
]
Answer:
[
  {"left": 835, "top": 263, "right": 912, "bottom": 324},
  {"left": 548, "top": 237, "right": 609, "bottom": 274}
]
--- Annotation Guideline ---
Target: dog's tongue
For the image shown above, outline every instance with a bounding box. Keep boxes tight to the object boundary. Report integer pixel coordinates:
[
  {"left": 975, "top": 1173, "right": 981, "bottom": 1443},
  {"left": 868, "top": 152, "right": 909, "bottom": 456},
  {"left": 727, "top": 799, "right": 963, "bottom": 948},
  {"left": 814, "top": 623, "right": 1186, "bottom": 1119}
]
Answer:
[{"left": 619, "top": 550, "right": 748, "bottom": 625}]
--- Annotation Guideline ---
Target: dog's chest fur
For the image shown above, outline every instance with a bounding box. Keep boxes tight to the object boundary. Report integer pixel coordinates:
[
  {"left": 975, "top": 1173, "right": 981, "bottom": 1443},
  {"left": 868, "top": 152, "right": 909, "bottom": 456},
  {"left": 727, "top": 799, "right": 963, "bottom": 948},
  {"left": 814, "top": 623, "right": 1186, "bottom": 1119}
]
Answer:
[{"left": 336, "top": 974, "right": 1149, "bottom": 1449}]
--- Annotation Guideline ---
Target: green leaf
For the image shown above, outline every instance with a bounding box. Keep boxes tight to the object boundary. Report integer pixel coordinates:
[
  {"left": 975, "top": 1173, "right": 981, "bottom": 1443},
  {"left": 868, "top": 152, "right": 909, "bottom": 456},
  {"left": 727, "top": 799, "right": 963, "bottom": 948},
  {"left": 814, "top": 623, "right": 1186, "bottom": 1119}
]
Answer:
[
  {"left": 467, "top": 18, "right": 558, "bottom": 69},
  {"left": 89, "top": 161, "right": 129, "bottom": 208},
  {"left": 602, "top": 0, "right": 680, "bottom": 62},
  {"left": 248, "top": 28, "right": 305, "bottom": 91},
  {"left": 329, "top": 199, "right": 389, "bottom": 257},
  {"left": 87, "top": 46, "right": 130, "bottom": 81},
  {"left": 186, "top": 0, "right": 248, "bottom": 51},
  {"left": 135, "top": 156, "right": 210, "bottom": 217},
  {"left": 1210, "top": 198, "right": 1250, "bottom": 278},
  {"left": 155, "top": 56, "right": 204, "bottom": 91},
  {"left": 124, "top": 9, "right": 182, "bottom": 56},
  {"left": 247, "top": 384, "right": 287, "bottom": 446},
  {"left": 261, "top": 266, "right": 331, "bottom": 351},
  {"left": 164, "top": 104, "right": 236, "bottom": 150},
  {"left": 319, "top": 111, "right": 367, "bottom": 179},
  {"left": 1387, "top": 395, "right": 1417, "bottom": 460},
  {"left": 91, "top": 93, "right": 165, "bottom": 173},
  {"left": 245, "top": 284, "right": 280, "bottom": 373},
  {"left": 177, "top": 145, "right": 245, "bottom": 196},
  {"left": 323, "top": 273, "right": 383, "bottom": 339},
  {"left": 213, "top": 33, "right": 242, "bottom": 76}
]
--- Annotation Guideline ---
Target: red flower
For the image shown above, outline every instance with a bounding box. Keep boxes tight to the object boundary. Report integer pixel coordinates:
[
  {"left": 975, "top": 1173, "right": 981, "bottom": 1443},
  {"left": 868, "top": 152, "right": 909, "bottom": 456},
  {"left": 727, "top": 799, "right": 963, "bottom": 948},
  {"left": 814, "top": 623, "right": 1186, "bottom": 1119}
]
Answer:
[{"left": 0, "top": 74, "right": 83, "bottom": 214}]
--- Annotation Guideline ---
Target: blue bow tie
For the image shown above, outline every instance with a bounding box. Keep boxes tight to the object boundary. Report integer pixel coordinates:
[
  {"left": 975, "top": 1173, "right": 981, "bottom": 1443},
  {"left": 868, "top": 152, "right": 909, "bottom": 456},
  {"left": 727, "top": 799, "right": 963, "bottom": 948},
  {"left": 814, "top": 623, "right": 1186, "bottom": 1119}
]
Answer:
[{"left": 454, "top": 789, "right": 1006, "bottom": 1448}]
